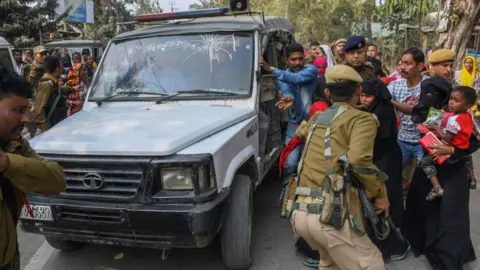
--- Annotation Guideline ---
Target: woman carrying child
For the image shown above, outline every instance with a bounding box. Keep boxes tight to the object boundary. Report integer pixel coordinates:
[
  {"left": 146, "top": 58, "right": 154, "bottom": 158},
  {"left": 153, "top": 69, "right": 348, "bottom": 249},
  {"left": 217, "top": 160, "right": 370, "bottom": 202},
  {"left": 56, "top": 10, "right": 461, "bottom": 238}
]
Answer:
[
  {"left": 419, "top": 85, "right": 477, "bottom": 200},
  {"left": 405, "top": 77, "right": 479, "bottom": 269}
]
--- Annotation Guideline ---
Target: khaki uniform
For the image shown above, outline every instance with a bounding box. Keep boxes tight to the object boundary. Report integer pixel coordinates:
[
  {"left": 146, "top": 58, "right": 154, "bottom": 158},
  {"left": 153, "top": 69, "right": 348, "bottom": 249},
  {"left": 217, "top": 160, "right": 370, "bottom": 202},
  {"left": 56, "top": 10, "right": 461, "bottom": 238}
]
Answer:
[
  {"left": 33, "top": 74, "right": 70, "bottom": 132},
  {"left": 21, "top": 63, "right": 44, "bottom": 92},
  {"left": 334, "top": 55, "right": 346, "bottom": 65},
  {"left": 0, "top": 138, "right": 65, "bottom": 268},
  {"left": 347, "top": 63, "right": 376, "bottom": 80},
  {"left": 291, "top": 102, "right": 387, "bottom": 269}
]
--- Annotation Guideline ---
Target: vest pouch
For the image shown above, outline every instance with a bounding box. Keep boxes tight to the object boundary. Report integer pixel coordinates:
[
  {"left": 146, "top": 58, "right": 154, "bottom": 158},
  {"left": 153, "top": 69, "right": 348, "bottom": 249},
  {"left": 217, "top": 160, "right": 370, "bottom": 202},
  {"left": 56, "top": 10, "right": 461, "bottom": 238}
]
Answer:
[
  {"left": 280, "top": 175, "right": 298, "bottom": 218},
  {"left": 317, "top": 174, "right": 347, "bottom": 229}
]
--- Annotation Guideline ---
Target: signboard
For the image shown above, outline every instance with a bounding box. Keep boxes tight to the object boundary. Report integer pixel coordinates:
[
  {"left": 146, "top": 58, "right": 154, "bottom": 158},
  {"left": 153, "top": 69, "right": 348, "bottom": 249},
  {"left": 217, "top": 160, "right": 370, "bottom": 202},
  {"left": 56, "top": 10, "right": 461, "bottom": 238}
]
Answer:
[{"left": 56, "top": 0, "right": 94, "bottom": 24}]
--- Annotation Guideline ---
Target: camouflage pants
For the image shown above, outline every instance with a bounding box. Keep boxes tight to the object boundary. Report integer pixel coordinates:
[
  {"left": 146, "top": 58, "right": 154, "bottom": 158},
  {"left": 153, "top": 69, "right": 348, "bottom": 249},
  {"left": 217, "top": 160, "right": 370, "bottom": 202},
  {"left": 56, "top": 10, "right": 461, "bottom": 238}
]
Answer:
[
  {"left": 419, "top": 156, "right": 437, "bottom": 180},
  {"left": 0, "top": 246, "right": 19, "bottom": 270}
]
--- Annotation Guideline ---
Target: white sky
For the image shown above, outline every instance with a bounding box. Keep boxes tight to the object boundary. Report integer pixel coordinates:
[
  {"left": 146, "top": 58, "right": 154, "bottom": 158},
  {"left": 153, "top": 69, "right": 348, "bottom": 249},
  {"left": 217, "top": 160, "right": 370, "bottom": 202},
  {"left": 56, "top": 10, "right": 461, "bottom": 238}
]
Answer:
[
  {"left": 127, "top": 0, "right": 199, "bottom": 12},
  {"left": 157, "top": 0, "right": 198, "bottom": 11}
]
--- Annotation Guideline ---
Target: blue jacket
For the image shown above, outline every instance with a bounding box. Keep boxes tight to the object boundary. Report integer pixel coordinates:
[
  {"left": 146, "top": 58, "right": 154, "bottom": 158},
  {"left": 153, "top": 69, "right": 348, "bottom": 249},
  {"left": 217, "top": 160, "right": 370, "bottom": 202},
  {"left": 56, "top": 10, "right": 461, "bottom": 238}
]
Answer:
[{"left": 273, "top": 65, "right": 318, "bottom": 138}]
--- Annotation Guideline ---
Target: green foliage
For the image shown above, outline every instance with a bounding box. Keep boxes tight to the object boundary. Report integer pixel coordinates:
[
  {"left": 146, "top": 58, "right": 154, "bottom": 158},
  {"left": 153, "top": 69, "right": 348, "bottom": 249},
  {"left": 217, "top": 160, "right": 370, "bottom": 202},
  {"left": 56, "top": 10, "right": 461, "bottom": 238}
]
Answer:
[{"left": 0, "top": 0, "right": 70, "bottom": 47}]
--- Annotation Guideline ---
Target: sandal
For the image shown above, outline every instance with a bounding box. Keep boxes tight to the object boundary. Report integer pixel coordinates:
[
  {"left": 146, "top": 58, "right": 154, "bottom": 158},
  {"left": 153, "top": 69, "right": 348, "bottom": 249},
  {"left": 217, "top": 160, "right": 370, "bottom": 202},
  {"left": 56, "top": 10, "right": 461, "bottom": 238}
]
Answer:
[
  {"left": 303, "top": 257, "right": 319, "bottom": 268},
  {"left": 426, "top": 187, "right": 444, "bottom": 201},
  {"left": 390, "top": 243, "right": 411, "bottom": 261}
]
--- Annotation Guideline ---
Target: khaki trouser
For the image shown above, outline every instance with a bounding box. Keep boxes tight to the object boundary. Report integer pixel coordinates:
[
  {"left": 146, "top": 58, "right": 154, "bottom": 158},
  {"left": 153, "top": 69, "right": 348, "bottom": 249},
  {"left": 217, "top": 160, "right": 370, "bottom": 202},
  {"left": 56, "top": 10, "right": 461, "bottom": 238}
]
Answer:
[{"left": 291, "top": 197, "right": 384, "bottom": 270}]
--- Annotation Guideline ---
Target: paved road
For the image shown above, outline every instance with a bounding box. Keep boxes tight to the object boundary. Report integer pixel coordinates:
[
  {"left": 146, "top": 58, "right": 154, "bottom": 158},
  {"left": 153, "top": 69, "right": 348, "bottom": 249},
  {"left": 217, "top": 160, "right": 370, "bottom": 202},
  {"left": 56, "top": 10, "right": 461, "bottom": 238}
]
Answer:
[{"left": 18, "top": 155, "right": 480, "bottom": 270}]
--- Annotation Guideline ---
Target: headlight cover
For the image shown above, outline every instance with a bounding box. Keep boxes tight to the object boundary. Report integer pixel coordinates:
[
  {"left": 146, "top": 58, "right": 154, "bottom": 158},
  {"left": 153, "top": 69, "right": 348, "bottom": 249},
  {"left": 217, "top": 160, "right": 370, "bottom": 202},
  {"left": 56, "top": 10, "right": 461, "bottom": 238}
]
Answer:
[{"left": 161, "top": 168, "right": 194, "bottom": 190}]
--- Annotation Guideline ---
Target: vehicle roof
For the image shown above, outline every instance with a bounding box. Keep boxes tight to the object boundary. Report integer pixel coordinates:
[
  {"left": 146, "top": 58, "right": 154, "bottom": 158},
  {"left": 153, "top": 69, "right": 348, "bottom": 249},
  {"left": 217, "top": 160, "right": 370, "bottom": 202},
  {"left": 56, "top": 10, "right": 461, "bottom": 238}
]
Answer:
[
  {"left": 0, "top": 36, "right": 10, "bottom": 46},
  {"left": 113, "top": 15, "right": 294, "bottom": 41},
  {"left": 44, "top": 39, "right": 102, "bottom": 47}
]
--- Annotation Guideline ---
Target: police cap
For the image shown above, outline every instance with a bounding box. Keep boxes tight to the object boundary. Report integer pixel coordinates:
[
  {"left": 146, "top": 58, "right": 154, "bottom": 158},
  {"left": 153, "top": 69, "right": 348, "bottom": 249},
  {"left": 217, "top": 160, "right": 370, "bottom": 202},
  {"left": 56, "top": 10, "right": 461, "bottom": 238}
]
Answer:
[
  {"left": 33, "top": 46, "right": 47, "bottom": 54},
  {"left": 334, "top": 39, "right": 346, "bottom": 46},
  {"left": 344, "top": 36, "right": 366, "bottom": 53},
  {"left": 428, "top": 49, "right": 456, "bottom": 64},
  {"left": 325, "top": 65, "right": 363, "bottom": 85}
]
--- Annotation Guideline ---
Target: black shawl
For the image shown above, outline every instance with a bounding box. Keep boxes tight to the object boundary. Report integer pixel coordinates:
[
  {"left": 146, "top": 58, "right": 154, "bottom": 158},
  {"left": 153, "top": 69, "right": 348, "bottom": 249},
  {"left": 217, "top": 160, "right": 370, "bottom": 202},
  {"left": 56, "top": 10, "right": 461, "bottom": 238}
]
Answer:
[
  {"left": 361, "top": 77, "right": 397, "bottom": 139},
  {"left": 412, "top": 77, "right": 452, "bottom": 124}
]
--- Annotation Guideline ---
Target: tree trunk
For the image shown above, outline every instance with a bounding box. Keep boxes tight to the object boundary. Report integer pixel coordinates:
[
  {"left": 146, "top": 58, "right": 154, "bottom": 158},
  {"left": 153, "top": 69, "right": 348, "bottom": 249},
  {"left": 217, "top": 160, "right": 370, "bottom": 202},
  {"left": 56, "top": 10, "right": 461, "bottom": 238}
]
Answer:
[
  {"left": 367, "top": 0, "right": 374, "bottom": 41},
  {"left": 436, "top": 0, "right": 480, "bottom": 64}
]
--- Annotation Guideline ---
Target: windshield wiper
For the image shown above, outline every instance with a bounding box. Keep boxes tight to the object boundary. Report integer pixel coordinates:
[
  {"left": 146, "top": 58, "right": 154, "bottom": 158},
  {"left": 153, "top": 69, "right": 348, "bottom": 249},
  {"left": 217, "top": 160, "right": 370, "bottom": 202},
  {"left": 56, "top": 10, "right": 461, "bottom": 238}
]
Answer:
[
  {"left": 177, "top": 89, "right": 240, "bottom": 96},
  {"left": 96, "top": 91, "right": 169, "bottom": 106}
]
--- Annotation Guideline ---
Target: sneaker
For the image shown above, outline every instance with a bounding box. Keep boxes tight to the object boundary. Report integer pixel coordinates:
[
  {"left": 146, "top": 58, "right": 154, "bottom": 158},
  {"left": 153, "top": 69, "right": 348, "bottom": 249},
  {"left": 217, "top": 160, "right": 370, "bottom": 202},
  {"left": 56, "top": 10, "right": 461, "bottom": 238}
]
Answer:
[
  {"left": 303, "top": 257, "right": 319, "bottom": 268},
  {"left": 426, "top": 187, "right": 444, "bottom": 201}
]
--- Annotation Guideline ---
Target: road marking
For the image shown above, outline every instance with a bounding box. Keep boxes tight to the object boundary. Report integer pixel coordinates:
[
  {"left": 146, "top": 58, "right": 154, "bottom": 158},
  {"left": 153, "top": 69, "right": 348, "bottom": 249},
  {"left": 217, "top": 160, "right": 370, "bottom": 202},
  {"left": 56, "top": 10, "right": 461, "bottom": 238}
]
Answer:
[{"left": 24, "top": 240, "right": 54, "bottom": 270}]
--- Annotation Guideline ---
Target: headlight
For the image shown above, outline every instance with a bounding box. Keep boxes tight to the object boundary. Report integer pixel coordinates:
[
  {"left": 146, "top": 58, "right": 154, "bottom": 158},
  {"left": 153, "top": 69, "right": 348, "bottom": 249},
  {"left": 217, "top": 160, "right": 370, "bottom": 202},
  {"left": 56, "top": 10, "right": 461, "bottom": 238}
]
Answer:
[{"left": 161, "top": 168, "right": 194, "bottom": 190}]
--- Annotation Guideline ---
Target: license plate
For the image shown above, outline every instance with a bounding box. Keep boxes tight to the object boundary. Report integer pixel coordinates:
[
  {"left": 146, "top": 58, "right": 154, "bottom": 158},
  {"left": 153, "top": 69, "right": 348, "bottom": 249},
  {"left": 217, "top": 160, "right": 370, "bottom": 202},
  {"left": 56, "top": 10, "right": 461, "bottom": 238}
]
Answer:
[{"left": 20, "top": 205, "right": 54, "bottom": 221}]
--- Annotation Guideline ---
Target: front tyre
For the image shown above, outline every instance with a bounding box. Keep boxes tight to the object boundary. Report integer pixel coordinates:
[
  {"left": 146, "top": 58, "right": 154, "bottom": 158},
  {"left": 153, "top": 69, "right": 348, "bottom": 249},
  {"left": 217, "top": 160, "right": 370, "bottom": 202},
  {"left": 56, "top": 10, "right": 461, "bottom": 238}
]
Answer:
[{"left": 221, "top": 174, "right": 253, "bottom": 269}]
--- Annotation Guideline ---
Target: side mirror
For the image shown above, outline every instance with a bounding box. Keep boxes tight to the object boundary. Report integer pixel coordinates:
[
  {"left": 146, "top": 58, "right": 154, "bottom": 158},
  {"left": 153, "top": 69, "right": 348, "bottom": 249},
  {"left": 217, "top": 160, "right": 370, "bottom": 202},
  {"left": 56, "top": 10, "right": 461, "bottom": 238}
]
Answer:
[{"left": 259, "top": 74, "right": 278, "bottom": 102}]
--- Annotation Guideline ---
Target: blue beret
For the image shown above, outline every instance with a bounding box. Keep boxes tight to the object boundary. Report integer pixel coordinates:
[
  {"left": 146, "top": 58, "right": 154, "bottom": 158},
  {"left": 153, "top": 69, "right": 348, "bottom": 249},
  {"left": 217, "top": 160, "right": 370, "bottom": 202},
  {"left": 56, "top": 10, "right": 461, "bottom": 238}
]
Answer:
[{"left": 344, "top": 36, "right": 366, "bottom": 52}]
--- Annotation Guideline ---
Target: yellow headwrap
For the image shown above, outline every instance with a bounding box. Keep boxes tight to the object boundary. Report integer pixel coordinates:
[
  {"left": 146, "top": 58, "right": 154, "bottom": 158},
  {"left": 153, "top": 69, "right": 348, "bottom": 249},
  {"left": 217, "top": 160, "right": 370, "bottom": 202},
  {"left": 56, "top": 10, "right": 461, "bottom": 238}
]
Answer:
[{"left": 460, "top": 56, "right": 477, "bottom": 86}]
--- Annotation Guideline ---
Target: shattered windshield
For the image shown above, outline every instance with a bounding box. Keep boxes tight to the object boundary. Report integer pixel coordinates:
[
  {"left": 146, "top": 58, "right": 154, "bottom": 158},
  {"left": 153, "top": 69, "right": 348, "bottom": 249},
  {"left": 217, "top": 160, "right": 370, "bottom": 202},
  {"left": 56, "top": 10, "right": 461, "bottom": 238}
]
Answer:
[{"left": 89, "top": 32, "right": 253, "bottom": 100}]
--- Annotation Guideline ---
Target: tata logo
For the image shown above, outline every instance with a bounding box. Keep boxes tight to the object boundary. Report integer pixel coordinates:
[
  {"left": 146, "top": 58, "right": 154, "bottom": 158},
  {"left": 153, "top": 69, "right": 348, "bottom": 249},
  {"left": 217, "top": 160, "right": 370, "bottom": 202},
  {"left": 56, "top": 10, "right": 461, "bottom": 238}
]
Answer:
[{"left": 82, "top": 173, "right": 104, "bottom": 190}]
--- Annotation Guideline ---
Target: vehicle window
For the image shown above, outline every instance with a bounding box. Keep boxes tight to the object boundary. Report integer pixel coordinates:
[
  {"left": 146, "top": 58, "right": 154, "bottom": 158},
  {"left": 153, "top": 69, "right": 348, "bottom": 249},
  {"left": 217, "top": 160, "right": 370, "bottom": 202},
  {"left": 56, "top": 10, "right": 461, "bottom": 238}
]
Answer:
[
  {"left": 0, "top": 48, "right": 14, "bottom": 71},
  {"left": 89, "top": 32, "right": 254, "bottom": 100}
]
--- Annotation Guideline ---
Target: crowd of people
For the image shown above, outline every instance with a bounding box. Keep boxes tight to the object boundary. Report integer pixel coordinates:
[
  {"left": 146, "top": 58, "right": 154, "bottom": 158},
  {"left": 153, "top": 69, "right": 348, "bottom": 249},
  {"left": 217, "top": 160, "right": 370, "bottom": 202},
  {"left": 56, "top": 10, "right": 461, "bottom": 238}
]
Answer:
[
  {"left": 270, "top": 36, "right": 479, "bottom": 269},
  {"left": 10, "top": 46, "right": 98, "bottom": 138}
]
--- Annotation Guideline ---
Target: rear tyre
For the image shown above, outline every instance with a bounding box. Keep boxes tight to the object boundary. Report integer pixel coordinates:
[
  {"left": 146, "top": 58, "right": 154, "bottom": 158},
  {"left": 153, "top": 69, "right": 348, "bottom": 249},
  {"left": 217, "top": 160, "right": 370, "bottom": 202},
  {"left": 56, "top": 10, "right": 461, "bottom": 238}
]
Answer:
[
  {"left": 45, "top": 237, "right": 84, "bottom": 252},
  {"left": 221, "top": 174, "right": 253, "bottom": 269}
]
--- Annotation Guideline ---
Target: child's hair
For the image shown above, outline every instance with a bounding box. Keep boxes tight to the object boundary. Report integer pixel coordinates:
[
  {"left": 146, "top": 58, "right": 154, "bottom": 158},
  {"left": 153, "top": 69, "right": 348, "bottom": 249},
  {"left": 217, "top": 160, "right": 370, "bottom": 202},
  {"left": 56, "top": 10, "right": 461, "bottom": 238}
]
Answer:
[{"left": 453, "top": 86, "right": 477, "bottom": 105}]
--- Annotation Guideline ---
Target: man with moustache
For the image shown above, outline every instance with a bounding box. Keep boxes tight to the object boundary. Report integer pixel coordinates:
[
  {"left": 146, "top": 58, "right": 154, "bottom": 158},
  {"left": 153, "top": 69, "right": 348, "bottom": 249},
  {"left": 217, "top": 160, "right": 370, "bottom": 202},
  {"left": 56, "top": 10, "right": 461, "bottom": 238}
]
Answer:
[
  {"left": 388, "top": 47, "right": 429, "bottom": 168},
  {"left": 260, "top": 43, "right": 318, "bottom": 179},
  {"left": 344, "top": 36, "right": 376, "bottom": 80},
  {"left": 0, "top": 67, "right": 65, "bottom": 270}
]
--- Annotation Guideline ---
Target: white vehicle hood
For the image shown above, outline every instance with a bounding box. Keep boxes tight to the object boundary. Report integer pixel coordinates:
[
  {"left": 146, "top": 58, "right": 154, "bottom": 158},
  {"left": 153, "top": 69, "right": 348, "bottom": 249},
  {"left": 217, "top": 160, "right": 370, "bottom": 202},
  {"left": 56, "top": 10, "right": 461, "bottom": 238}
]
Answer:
[{"left": 30, "top": 103, "right": 254, "bottom": 156}]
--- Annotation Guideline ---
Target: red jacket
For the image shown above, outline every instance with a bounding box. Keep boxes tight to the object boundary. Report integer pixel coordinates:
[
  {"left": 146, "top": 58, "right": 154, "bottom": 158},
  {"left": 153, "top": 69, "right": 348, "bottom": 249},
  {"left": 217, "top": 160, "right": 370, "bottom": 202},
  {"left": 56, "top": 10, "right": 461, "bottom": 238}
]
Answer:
[{"left": 279, "top": 101, "right": 329, "bottom": 176}]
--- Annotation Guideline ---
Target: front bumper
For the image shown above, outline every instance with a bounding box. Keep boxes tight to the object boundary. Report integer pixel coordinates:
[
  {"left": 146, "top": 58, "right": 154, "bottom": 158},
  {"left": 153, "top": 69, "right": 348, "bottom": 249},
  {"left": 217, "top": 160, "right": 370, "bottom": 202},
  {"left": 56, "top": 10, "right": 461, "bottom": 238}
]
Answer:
[{"left": 21, "top": 189, "right": 230, "bottom": 249}]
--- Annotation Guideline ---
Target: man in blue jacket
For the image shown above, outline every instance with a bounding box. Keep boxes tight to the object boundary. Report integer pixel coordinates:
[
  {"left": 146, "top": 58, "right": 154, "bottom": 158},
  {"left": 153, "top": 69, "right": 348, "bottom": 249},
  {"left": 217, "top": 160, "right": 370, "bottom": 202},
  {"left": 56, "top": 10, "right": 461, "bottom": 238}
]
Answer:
[{"left": 260, "top": 43, "right": 318, "bottom": 178}]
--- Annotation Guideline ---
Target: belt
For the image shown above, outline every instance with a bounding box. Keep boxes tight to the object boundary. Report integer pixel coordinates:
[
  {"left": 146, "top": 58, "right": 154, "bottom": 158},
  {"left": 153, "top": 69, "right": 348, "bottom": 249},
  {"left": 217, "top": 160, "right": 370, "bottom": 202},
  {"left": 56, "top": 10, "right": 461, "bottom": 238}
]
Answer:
[{"left": 291, "top": 201, "right": 324, "bottom": 214}]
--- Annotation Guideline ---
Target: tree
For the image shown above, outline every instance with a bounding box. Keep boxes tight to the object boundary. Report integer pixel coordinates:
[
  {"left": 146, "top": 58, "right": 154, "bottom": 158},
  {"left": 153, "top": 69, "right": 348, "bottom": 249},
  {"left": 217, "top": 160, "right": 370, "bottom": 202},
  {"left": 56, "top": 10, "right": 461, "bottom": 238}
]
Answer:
[
  {"left": 0, "top": 0, "right": 69, "bottom": 47},
  {"left": 189, "top": 0, "right": 219, "bottom": 9},
  {"left": 436, "top": 0, "right": 480, "bottom": 63}
]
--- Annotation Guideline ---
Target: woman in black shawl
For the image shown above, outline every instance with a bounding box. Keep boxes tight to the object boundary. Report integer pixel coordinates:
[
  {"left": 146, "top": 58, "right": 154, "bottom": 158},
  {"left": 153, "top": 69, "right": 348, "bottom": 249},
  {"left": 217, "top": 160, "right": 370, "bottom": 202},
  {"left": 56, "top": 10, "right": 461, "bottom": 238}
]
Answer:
[
  {"left": 360, "top": 78, "right": 409, "bottom": 260},
  {"left": 405, "top": 77, "right": 478, "bottom": 269}
]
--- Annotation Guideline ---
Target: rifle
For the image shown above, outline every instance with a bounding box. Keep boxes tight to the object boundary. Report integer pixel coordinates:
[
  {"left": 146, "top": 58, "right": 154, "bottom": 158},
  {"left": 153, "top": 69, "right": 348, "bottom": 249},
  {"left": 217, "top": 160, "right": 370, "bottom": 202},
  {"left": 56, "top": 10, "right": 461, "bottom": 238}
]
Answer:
[{"left": 343, "top": 163, "right": 405, "bottom": 243}]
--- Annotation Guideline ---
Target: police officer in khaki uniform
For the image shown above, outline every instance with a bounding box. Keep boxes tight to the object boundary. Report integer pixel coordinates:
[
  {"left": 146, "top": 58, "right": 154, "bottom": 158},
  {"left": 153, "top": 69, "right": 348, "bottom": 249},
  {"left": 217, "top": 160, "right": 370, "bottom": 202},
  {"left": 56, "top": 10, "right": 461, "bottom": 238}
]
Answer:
[
  {"left": 33, "top": 56, "right": 77, "bottom": 134},
  {"left": 425, "top": 49, "right": 458, "bottom": 86},
  {"left": 290, "top": 65, "right": 389, "bottom": 269},
  {"left": 21, "top": 46, "right": 48, "bottom": 91},
  {"left": 344, "top": 36, "right": 376, "bottom": 80},
  {"left": 0, "top": 67, "right": 65, "bottom": 270},
  {"left": 332, "top": 39, "right": 347, "bottom": 65}
]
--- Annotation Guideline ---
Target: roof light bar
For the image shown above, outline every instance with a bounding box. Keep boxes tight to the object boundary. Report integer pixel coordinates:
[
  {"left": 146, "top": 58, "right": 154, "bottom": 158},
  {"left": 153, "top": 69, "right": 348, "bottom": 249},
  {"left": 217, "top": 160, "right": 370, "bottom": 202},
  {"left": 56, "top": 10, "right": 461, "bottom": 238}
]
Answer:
[{"left": 133, "top": 8, "right": 230, "bottom": 22}]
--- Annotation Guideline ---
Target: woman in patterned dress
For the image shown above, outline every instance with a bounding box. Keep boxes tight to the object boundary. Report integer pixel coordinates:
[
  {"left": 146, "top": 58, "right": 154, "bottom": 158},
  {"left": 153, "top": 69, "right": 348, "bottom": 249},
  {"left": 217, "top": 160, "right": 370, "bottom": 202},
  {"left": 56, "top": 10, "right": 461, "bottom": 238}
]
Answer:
[{"left": 66, "top": 63, "right": 88, "bottom": 116}]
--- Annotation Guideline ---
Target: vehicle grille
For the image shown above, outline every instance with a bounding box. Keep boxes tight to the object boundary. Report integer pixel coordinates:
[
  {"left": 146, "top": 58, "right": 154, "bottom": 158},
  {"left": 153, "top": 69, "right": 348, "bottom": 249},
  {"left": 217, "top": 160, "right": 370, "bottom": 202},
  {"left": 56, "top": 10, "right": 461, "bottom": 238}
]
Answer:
[
  {"left": 41, "top": 155, "right": 152, "bottom": 202},
  {"left": 57, "top": 206, "right": 123, "bottom": 225}
]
